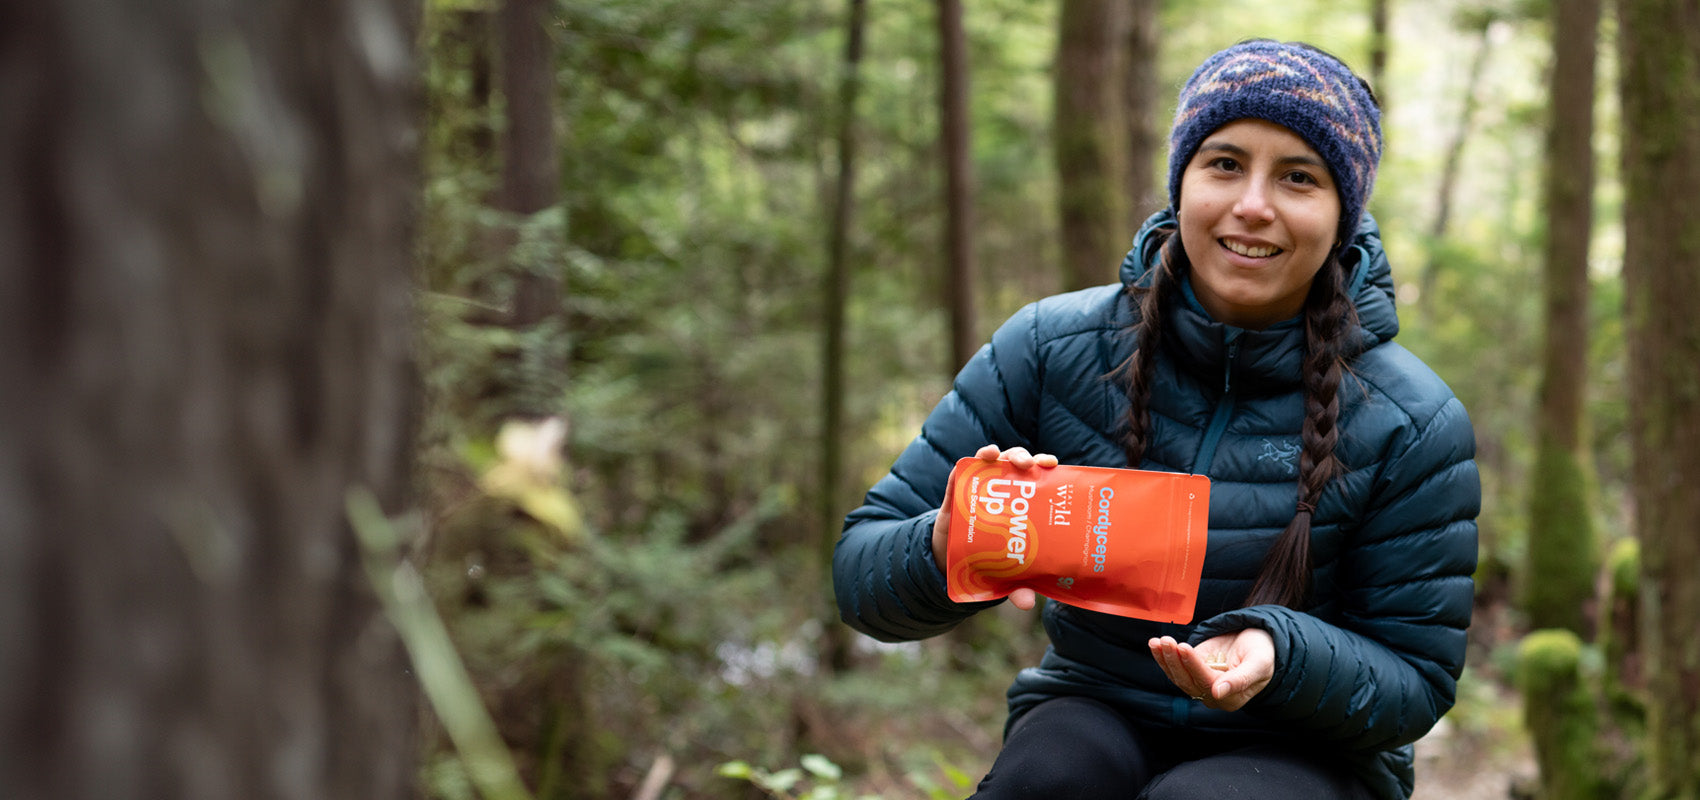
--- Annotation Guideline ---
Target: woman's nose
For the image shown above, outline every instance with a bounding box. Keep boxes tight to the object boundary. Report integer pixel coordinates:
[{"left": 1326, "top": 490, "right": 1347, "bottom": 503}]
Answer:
[{"left": 1231, "top": 181, "right": 1276, "bottom": 223}]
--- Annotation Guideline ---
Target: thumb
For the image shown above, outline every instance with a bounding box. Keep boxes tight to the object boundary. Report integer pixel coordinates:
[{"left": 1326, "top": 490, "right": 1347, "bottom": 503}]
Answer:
[{"left": 1008, "top": 588, "right": 1039, "bottom": 610}]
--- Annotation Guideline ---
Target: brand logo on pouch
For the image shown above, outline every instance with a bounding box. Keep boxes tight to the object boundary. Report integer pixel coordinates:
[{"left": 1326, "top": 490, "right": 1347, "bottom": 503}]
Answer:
[{"left": 1050, "top": 484, "right": 1073, "bottom": 526}]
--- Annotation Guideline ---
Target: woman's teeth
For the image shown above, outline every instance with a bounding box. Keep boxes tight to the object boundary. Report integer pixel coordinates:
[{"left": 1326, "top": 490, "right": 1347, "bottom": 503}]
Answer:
[{"left": 1222, "top": 239, "right": 1281, "bottom": 258}]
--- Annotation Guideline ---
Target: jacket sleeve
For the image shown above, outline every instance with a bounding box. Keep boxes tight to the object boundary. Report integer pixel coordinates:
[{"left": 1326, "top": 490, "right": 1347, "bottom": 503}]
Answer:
[
  {"left": 1191, "top": 394, "right": 1480, "bottom": 752},
  {"left": 832, "top": 303, "right": 1043, "bottom": 642}
]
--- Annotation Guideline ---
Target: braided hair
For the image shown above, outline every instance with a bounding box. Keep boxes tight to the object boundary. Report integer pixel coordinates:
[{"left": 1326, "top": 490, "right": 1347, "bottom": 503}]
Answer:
[{"left": 1117, "top": 233, "right": 1358, "bottom": 610}]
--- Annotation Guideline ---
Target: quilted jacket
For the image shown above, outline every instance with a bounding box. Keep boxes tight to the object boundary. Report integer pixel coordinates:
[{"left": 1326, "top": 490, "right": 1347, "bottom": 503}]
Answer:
[{"left": 832, "top": 210, "right": 1480, "bottom": 799}]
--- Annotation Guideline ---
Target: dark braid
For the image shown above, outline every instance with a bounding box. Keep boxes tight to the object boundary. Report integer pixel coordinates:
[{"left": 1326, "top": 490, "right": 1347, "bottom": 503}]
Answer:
[
  {"left": 1117, "top": 232, "right": 1184, "bottom": 468},
  {"left": 1243, "top": 250, "right": 1358, "bottom": 608}
]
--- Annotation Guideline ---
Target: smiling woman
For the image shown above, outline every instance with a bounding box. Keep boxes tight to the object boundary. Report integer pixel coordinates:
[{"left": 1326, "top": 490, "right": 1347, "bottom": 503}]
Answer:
[
  {"left": 1178, "top": 119, "right": 1342, "bottom": 329},
  {"left": 835, "top": 38, "right": 1480, "bottom": 800}
]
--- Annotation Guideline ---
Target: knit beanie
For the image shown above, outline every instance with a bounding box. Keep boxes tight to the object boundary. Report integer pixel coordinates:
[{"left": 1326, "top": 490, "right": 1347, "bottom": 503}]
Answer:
[{"left": 1166, "top": 40, "right": 1382, "bottom": 240}]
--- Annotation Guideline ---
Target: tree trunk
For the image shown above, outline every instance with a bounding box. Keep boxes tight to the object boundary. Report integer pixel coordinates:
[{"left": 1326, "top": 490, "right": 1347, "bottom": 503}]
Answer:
[
  {"left": 1055, "top": 0, "right": 1129, "bottom": 292},
  {"left": 938, "top": 0, "right": 978, "bottom": 373},
  {"left": 494, "top": 0, "right": 565, "bottom": 424},
  {"left": 1122, "top": 0, "right": 1161, "bottom": 223},
  {"left": 1369, "top": 0, "right": 1390, "bottom": 115},
  {"left": 1619, "top": 0, "right": 1700, "bottom": 795},
  {"left": 500, "top": 0, "right": 558, "bottom": 219},
  {"left": 0, "top": 1, "right": 420, "bottom": 798},
  {"left": 820, "top": 0, "right": 867, "bottom": 672},
  {"left": 1524, "top": 0, "right": 1600, "bottom": 637}
]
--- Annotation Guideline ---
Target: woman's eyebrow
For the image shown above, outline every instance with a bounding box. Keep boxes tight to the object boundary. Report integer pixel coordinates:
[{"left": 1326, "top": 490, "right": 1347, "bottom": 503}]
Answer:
[{"left": 1197, "top": 140, "right": 1328, "bottom": 171}]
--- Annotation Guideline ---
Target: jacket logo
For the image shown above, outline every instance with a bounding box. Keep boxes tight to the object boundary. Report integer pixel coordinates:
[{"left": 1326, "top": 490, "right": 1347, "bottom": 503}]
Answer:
[{"left": 1258, "top": 439, "right": 1301, "bottom": 474}]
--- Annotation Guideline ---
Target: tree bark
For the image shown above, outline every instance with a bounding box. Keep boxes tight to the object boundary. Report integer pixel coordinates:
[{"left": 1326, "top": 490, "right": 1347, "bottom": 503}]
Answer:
[
  {"left": 0, "top": 1, "right": 421, "bottom": 799},
  {"left": 1524, "top": 0, "right": 1600, "bottom": 637},
  {"left": 1619, "top": 0, "right": 1700, "bottom": 794},
  {"left": 1369, "top": 0, "right": 1390, "bottom": 115},
  {"left": 498, "top": 0, "right": 562, "bottom": 327},
  {"left": 1055, "top": 0, "right": 1129, "bottom": 292},
  {"left": 938, "top": 0, "right": 978, "bottom": 373},
  {"left": 1122, "top": 0, "right": 1161, "bottom": 223},
  {"left": 819, "top": 0, "right": 867, "bottom": 672}
]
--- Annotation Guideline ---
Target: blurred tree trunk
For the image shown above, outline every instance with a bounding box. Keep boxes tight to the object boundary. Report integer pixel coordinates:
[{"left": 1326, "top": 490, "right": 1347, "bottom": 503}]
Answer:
[
  {"left": 1619, "top": 0, "right": 1700, "bottom": 795},
  {"left": 1122, "top": 0, "right": 1160, "bottom": 223},
  {"left": 0, "top": 0, "right": 420, "bottom": 798},
  {"left": 497, "top": 0, "right": 565, "bottom": 416},
  {"left": 938, "top": 0, "right": 978, "bottom": 373},
  {"left": 1055, "top": 0, "right": 1129, "bottom": 292},
  {"left": 499, "top": 0, "right": 561, "bottom": 318},
  {"left": 1524, "top": 0, "right": 1600, "bottom": 637},
  {"left": 820, "top": 0, "right": 867, "bottom": 673},
  {"left": 1419, "top": 12, "right": 1496, "bottom": 316},
  {"left": 440, "top": 8, "right": 497, "bottom": 159},
  {"left": 1369, "top": 0, "right": 1389, "bottom": 115}
]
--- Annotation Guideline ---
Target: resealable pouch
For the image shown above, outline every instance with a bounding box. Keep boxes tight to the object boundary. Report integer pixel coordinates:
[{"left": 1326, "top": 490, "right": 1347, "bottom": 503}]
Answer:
[{"left": 943, "top": 458, "right": 1211, "bottom": 623}]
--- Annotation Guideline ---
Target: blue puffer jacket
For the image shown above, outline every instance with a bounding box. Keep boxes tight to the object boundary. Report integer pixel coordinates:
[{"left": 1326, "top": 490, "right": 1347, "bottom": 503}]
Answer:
[{"left": 833, "top": 210, "right": 1480, "bottom": 800}]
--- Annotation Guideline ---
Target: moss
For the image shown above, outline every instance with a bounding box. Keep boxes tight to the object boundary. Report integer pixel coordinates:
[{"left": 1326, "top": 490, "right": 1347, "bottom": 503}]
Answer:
[
  {"left": 1518, "top": 630, "right": 1612, "bottom": 799},
  {"left": 1607, "top": 537, "right": 1640, "bottom": 600},
  {"left": 1524, "top": 441, "right": 1597, "bottom": 634}
]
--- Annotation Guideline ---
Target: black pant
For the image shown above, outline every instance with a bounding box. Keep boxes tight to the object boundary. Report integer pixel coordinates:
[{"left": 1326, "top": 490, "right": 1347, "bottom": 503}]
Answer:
[{"left": 968, "top": 696, "right": 1376, "bottom": 800}]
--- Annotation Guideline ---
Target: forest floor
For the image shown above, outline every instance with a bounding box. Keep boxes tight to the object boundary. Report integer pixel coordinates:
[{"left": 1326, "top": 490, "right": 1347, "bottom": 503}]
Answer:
[
  {"left": 1409, "top": 671, "right": 1535, "bottom": 800},
  {"left": 1411, "top": 714, "right": 1534, "bottom": 799}
]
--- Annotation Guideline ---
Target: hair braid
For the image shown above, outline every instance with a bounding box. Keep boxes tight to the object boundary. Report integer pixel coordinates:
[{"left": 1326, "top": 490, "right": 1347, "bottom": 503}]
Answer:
[
  {"left": 1118, "top": 233, "right": 1183, "bottom": 468},
  {"left": 1243, "top": 251, "right": 1357, "bottom": 609}
]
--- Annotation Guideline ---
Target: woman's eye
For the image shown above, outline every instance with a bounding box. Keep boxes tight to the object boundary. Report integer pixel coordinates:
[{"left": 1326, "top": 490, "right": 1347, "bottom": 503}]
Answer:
[
  {"left": 1208, "top": 157, "right": 1240, "bottom": 172},
  {"left": 1286, "top": 170, "right": 1318, "bottom": 185}
]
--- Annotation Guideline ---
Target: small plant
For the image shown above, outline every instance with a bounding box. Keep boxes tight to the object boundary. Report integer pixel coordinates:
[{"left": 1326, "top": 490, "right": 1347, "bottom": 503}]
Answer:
[{"left": 716, "top": 754, "right": 876, "bottom": 800}]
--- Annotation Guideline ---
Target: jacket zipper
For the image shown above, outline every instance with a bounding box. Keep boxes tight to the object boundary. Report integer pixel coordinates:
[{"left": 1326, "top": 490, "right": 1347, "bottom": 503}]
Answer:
[{"left": 1191, "top": 333, "right": 1241, "bottom": 475}]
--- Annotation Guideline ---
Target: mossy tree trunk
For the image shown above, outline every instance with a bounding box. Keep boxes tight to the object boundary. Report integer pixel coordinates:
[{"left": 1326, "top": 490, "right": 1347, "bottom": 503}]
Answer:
[
  {"left": 1519, "top": 631, "right": 1611, "bottom": 799},
  {"left": 1618, "top": 0, "right": 1700, "bottom": 795},
  {"left": 0, "top": 0, "right": 421, "bottom": 797},
  {"left": 1525, "top": 0, "right": 1600, "bottom": 637}
]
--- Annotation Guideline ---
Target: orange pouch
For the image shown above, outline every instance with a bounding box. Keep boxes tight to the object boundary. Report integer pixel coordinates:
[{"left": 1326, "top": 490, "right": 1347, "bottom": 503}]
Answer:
[{"left": 944, "top": 458, "right": 1211, "bottom": 623}]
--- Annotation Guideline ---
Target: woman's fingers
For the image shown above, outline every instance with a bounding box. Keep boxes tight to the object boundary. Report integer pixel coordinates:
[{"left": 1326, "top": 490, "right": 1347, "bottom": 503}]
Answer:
[
  {"left": 976, "top": 444, "right": 1058, "bottom": 471},
  {"left": 1147, "top": 637, "right": 1217, "bottom": 704}
]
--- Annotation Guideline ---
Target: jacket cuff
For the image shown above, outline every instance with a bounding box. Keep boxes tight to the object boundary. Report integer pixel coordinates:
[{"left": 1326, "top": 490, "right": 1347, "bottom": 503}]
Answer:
[{"left": 906, "top": 510, "right": 1001, "bottom": 620}]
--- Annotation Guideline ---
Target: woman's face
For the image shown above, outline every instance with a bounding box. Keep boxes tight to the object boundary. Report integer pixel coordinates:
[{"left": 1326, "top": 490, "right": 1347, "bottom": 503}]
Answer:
[{"left": 1176, "top": 119, "right": 1341, "bottom": 330}]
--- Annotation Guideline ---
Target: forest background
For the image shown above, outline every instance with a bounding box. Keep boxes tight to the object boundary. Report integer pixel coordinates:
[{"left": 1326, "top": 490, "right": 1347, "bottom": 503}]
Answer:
[{"left": 5, "top": 0, "right": 1698, "bottom": 799}]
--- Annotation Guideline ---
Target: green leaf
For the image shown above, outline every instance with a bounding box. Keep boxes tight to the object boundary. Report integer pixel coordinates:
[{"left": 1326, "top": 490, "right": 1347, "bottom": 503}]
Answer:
[
  {"left": 800, "top": 753, "right": 843, "bottom": 782},
  {"left": 715, "top": 761, "right": 753, "bottom": 780},
  {"left": 761, "top": 768, "right": 803, "bottom": 793}
]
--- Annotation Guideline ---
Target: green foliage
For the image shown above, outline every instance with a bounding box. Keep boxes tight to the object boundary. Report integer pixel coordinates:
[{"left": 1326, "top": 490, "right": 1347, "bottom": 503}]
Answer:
[
  {"left": 716, "top": 754, "right": 871, "bottom": 800},
  {"left": 717, "top": 752, "right": 975, "bottom": 800}
]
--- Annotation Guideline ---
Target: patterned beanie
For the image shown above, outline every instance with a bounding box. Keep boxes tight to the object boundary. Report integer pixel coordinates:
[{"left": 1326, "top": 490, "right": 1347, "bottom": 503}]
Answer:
[{"left": 1167, "top": 40, "right": 1382, "bottom": 240}]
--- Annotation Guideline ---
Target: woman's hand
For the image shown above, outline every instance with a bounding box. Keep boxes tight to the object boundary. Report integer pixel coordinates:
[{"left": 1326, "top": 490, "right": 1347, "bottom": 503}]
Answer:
[
  {"left": 932, "top": 444, "right": 1058, "bottom": 610},
  {"left": 1148, "top": 629, "right": 1274, "bottom": 711}
]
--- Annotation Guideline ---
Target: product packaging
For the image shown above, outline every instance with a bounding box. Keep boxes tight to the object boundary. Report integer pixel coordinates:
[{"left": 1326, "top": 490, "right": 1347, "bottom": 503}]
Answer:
[{"left": 943, "top": 458, "right": 1211, "bottom": 623}]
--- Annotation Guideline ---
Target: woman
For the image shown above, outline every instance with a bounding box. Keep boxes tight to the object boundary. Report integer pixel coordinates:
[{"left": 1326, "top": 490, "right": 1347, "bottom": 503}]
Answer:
[{"left": 833, "top": 40, "right": 1479, "bottom": 800}]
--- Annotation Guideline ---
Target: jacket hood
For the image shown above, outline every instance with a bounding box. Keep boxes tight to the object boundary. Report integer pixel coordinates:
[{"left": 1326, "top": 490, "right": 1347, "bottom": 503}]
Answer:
[{"left": 1117, "top": 208, "right": 1400, "bottom": 348}]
